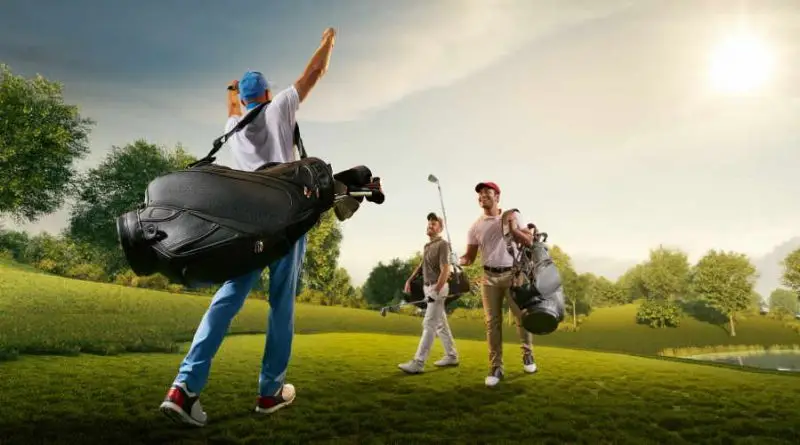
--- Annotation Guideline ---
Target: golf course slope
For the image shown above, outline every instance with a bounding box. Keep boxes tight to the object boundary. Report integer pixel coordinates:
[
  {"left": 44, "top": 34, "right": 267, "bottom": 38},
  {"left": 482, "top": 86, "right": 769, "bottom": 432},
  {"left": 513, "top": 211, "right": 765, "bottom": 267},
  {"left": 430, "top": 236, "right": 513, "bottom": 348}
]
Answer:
[{"left": 1, "top": 263, "right": 800, "bottom": 444}]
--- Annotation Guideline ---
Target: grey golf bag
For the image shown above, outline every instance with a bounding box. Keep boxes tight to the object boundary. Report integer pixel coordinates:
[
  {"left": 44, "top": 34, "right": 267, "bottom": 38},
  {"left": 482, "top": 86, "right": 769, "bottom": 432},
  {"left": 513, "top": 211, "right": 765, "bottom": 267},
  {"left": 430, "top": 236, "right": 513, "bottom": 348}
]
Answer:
[{"left": 503, "top": 209, "right": 566, "bottom": 335}]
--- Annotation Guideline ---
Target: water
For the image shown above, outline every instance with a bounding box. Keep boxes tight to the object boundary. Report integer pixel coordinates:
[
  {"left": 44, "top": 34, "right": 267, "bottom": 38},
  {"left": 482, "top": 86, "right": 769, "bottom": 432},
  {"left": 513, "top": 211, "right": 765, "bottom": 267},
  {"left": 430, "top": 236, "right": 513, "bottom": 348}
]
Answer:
[{"left": 689, "top": 350, "right": 800, "bottom": 372}]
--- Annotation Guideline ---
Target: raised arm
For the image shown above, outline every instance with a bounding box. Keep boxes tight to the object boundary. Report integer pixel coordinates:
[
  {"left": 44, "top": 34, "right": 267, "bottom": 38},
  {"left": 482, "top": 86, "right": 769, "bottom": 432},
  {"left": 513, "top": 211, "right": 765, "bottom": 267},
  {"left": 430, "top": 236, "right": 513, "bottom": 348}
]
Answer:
[
  {"left": 227, "top": 80, "right": 242, "bottom": 117},
  {"left": 294, "top": 27, "right": 336, "bottom": 103}
]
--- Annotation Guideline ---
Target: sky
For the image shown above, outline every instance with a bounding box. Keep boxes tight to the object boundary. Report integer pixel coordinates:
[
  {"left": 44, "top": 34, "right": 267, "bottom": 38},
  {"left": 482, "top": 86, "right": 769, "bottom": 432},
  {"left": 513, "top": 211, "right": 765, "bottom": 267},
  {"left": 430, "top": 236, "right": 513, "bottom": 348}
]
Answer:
[{"left": 2, "top": 0, "right": 799, "bottom": 286}]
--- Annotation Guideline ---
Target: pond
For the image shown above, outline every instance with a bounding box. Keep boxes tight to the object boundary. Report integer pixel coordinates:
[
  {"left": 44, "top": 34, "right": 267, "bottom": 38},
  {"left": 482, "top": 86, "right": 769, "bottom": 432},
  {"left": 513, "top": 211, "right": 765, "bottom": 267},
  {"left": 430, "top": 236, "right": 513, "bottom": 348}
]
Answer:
[{"left": 687, "top": 350, "right": 800, "bottom": 372}]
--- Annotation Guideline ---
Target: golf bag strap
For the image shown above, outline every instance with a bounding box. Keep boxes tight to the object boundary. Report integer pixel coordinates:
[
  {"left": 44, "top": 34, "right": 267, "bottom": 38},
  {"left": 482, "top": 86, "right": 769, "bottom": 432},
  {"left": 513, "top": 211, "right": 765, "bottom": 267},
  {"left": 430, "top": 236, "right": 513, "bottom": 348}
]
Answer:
[{"left": 190, "top": 101, "right": 306, "bottom": 168}]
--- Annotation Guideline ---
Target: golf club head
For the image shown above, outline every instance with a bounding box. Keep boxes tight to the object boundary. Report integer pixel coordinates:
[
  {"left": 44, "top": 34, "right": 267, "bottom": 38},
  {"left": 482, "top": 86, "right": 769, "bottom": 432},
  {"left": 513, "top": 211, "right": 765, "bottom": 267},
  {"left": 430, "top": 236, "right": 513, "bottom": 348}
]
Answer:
[
  {"left": 427, "top": 174, "right": 438, "bottom": 184},
  {"left": 334, "top": 196, "right": 361, "bottom": 221}
]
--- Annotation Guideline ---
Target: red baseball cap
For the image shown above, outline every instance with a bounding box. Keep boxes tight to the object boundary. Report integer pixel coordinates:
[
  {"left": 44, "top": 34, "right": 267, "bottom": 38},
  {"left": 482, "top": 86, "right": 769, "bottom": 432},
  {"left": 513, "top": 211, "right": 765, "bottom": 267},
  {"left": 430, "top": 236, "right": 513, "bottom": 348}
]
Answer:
[{"left": 475, "top": 181, "right": 500, "bottom": 194}]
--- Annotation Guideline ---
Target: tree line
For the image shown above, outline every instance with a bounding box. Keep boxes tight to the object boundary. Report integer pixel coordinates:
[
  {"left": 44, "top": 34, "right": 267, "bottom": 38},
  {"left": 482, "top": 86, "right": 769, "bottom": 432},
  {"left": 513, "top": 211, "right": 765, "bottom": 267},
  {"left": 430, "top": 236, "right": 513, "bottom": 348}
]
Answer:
[{"left": 2, "top": 63, "right": 799, "bottom": 330}]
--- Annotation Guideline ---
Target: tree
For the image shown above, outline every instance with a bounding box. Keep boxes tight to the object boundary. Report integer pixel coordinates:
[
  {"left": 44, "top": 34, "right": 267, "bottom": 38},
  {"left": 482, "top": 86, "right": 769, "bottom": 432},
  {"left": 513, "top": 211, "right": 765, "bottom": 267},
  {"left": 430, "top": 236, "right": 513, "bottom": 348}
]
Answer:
[
  {"left": 361, "top": 258, "right": 415, "bottom": 308},
  {"left": 690, "top": 250, "right": 758, "bottom": 337},
  {"left": 0, "top": 64, "right": 94, "bottom": 222},
  {"left": 549, "top": 245, "right": 589, "bottom": 329},
  {"left": 67, "top": 140, "right": 195, "bottom": 274},
  {"left": 634, "top": 246, "right": 691, "bottom": 328},
  {"left": 590, "top": 276, "right": 628, "bottom": 307},
  {"left": 617, "top": 263, "right": 646, "bottom": 302},
  {"left": 300, "top": 210, "right": 343, "bottom": 295},
  {"left": 781, "top": 248, "right": 800, "bottom": 294},
  {"left": 769, "top": 288, "right": 798, "bottom": 319}
]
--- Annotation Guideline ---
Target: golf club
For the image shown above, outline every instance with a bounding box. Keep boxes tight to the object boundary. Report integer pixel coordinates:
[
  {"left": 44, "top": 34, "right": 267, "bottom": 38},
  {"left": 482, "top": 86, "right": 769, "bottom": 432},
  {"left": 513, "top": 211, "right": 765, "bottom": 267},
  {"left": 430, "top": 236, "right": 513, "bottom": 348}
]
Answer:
[
  {"left": 380, "top": 297, "right": 429, "bottom": 317},
  {"left": 427, "top": 174, "right": 459, "bottom": 266}
]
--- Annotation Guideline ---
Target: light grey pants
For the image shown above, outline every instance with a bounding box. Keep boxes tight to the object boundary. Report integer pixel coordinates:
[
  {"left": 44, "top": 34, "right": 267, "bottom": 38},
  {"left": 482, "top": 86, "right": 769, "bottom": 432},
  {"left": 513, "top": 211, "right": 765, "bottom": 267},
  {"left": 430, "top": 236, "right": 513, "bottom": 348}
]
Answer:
[{"left": 413, "top": 282, "right": 458, "bottom": 362}]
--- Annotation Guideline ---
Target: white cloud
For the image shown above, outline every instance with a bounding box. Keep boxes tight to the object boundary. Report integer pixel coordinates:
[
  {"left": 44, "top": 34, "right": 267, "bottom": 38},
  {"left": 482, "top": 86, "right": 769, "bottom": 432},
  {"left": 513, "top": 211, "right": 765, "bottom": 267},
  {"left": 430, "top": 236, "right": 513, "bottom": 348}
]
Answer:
[{"left": 299, "top": 0, "right": 645, "bottom": 123}]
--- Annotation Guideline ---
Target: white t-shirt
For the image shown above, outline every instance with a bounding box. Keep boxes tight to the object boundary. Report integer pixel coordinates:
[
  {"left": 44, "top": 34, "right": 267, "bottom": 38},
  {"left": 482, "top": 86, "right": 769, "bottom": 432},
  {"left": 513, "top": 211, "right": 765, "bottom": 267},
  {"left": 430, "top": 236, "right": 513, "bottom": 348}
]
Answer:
[
  {"left": 467, "top": 209, "right": 526, "bottom": 268},
  {"left": 224, "top": 85, "right": 300, "bottom": 172}
]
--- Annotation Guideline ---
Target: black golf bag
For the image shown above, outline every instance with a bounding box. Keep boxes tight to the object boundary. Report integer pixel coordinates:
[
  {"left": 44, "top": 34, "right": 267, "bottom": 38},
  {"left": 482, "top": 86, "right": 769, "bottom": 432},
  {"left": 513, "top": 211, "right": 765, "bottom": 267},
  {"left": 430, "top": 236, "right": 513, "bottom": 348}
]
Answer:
[
  {"left": 503, "top": 209, "right": 566, "bottom": 335},
  {"left": 406, "top": 264, "right": 473, "bottom": 310},
  {"left": 115, "top": 101, "right": 384, "bottom": 285}
]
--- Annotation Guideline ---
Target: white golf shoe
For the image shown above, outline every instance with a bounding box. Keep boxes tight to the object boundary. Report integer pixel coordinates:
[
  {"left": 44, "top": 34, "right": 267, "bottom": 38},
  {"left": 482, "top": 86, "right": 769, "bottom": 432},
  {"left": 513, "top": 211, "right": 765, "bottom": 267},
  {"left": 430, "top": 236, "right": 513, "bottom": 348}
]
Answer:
[
  {"left": 434, "top": 355, "right": 459, "bottom": 367},
  {"left": 398, "top": 359, "right": 425, "bottom": 374}
]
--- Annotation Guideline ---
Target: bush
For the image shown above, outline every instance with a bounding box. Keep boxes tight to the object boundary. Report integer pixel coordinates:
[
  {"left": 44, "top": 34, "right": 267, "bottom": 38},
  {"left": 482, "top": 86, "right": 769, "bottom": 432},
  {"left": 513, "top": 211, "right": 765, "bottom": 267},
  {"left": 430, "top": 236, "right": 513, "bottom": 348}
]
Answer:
[
  {"left": 65, "top": 263, "right": 106, "bottom": 282},
  {"left": 636, "top": 299, "right": 682, "bottom": 328}
]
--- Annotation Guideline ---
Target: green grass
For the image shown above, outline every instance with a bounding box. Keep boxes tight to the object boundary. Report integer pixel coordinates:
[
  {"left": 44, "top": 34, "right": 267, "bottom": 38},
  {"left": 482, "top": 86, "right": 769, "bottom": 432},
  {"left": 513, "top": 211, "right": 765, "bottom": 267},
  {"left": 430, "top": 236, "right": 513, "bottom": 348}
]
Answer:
[
  {"left": 2, "top": 264, "right": 799, "bottom": 361},
  {"left": 2, "top": 261, "right": 800, "bottom": 443},
  {"left": 1, "top": 333, "right": 799, "bottom": 445}
]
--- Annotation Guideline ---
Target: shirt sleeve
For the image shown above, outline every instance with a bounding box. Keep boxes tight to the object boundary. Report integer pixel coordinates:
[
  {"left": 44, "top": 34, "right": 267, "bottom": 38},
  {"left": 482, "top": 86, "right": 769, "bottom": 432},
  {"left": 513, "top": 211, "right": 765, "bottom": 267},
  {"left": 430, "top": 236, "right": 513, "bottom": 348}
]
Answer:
[
  {"left": 438, "top": 241, "right": 451, "bottom": 266},
  {"left": 268, "top": 85, "right": 300, "bottom": 127},
  {"left": 467, "top": 222, "right": 479, "bottom": 245},
  {"left": 224, "top": 116, "right": 239, "bottom": 133}
]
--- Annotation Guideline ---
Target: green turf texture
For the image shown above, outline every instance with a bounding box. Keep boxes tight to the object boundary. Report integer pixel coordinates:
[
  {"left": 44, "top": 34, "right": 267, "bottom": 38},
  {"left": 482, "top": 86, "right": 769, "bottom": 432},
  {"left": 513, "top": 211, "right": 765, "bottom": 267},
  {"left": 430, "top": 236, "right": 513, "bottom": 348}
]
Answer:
[{"left": 1, "top": 263, "right": 800, "bottom": 444}]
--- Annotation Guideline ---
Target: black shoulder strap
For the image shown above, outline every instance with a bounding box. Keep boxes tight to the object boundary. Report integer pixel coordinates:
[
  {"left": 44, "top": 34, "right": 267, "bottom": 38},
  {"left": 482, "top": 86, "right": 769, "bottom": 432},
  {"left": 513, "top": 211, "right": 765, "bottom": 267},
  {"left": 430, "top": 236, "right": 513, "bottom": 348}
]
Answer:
[{"left": 189, "top": 101, "right": 307, "bottom": 168}]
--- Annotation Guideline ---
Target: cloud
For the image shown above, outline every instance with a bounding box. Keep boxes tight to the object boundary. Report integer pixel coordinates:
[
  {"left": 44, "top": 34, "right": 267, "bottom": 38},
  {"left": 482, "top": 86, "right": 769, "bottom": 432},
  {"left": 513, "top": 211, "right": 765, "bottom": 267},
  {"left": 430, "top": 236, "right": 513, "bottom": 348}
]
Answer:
[{"left": 299, "top": 0, "right": 646, "bottom": 123}]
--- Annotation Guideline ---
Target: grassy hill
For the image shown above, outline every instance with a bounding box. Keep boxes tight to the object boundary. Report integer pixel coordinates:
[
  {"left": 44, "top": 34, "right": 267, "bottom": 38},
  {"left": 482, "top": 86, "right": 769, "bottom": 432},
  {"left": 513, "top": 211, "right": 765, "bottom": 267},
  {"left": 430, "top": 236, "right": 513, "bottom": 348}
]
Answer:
[
  {"left": 2, "top": 261, "right": 800, "bottom": 443},
  {"left": 1, "top": 263, "right": 798, "bottom": 360}
]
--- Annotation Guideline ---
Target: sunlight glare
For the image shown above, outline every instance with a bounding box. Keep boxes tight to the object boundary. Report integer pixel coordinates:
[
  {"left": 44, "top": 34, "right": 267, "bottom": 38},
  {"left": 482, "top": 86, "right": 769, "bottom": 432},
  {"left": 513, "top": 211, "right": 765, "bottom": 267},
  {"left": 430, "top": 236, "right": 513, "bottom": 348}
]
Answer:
[{"left": 709, "top": 33, "right": 775, "bottom": 95}]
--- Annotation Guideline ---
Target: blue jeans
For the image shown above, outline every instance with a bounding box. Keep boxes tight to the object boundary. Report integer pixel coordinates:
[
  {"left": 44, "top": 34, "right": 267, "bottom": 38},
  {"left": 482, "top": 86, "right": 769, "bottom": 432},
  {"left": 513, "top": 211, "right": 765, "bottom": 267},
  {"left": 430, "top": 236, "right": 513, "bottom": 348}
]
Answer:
[{"left": 174, "top": 234, "right": 307, "bottom": 397}]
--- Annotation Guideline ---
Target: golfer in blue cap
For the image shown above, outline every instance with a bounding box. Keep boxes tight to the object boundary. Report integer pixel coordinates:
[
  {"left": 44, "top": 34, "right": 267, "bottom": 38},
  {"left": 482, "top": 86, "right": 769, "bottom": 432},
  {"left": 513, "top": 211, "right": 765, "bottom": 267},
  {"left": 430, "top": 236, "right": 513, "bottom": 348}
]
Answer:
[{"left": 159, "top": 27, "right": 336, "bottom": 427}]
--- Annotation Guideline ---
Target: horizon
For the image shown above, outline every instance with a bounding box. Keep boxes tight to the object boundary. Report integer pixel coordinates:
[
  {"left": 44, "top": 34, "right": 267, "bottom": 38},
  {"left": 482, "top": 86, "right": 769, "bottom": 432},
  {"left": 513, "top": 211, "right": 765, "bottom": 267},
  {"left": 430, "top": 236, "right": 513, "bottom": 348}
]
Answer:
[{"left": 2, "top": 0, "right": 798, "bottom": 289}]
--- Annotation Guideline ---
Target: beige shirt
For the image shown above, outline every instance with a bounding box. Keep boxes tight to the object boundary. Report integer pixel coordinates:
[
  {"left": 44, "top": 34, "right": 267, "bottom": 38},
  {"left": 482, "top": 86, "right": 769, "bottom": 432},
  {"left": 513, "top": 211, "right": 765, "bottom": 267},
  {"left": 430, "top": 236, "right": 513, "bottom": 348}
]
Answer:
[
  {"left": 467, "top": 209, "right": 525, "bottom": 268},
  {"left": 422, "top": 236, "right": 450, "bottom": 284}
]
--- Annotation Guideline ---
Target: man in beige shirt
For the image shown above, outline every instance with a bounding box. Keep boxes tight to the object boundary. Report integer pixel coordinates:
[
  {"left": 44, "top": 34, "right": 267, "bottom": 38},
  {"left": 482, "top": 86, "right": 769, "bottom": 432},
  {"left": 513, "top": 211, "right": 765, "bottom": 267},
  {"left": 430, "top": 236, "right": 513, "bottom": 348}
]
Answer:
[
  {"left": 459, "top": 181, "right": 538, "bottom": 387},
  {"left": 398, "top": 212, "right": 460, "bottom": 374}
]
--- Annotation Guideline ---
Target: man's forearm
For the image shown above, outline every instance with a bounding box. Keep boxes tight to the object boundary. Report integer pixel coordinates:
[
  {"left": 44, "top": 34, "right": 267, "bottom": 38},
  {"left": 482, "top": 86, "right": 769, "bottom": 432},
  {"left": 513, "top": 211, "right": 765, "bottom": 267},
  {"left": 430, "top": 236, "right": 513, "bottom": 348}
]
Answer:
[
  {"left": 511, "top": 227, "right": 533, "bottom": 246},
  {"left": 408, "top": 263, "right": 422, "bottom": 282},
  {"left": 295, "top": 34, "right": 335, "bottom": 102},
  {"left": 227, "top": 89, "right": 242, "bottom": 117},
  {"left": 435, "top": 264, "right": 451, "bottom": 292}
]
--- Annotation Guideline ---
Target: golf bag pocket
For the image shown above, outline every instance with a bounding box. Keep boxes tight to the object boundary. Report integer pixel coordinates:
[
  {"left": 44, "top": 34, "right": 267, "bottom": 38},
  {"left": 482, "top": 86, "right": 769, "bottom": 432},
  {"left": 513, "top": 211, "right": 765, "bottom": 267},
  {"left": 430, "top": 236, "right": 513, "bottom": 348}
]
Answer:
[
  {"left": 511, "top": 282, "right": 566, "bottom": 335},
  {"left": 530, "top": 242, "right": 562, "bottom": 296}
]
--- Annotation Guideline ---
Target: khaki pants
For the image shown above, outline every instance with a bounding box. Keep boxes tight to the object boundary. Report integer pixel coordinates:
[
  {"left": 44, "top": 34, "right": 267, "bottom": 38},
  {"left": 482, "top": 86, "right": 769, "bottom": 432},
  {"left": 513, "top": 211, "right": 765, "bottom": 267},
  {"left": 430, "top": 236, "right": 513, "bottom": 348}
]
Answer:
[{"left": 481, "top": 270, "right": 533, "bottom": 370}]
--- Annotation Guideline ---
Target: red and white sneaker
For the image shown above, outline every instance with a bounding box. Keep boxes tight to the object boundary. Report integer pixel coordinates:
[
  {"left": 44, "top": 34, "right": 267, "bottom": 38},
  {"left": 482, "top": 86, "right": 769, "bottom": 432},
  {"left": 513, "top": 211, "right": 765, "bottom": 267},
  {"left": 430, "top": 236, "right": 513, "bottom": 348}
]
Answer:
[
  {"left": 254, "top": 383, "right": 296, "bottom": 414},
  {"left": 159, "top": 382, "right": 207, "bottom": 427}
]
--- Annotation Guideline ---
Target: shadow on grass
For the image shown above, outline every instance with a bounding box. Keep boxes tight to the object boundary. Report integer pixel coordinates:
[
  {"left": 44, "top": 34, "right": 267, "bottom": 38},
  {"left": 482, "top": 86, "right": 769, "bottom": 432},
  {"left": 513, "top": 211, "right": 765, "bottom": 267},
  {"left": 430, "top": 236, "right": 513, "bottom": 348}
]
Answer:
[
  {"left": 0, "top": 370, "right": 546, "bottom": 445},
  {"left": 678, "top": 300, "right": 729, "bottom": 333}
]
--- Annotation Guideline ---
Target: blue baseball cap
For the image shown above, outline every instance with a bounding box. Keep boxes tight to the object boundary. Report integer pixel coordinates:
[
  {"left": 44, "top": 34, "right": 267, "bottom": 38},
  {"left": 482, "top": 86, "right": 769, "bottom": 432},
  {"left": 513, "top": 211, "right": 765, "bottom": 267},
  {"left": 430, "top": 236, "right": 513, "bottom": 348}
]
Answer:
[{"left": 239, "top": 71, "right": 273, "bottom": 101}]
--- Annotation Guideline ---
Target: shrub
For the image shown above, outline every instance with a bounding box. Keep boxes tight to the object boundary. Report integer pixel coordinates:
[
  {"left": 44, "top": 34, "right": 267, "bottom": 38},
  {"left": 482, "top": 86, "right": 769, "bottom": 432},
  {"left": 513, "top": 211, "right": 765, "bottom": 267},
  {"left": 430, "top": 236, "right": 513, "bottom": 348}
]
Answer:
[{"left": 636, "top": 299, "right": 682, "bottom": 328}]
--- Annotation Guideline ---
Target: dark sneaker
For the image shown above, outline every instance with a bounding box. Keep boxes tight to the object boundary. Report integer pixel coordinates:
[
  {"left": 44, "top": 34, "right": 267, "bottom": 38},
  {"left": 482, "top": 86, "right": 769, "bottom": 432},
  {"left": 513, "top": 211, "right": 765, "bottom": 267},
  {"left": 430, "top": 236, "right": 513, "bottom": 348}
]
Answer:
[
  {"left": 485, "top": 366, "right": 504, "bottom": 387},
  {"left": 255, "top": 383, "right": 296, "bottom": 414},
  {"left": 159, "top": 382, "right": 207, "bottom": 427},
  {"left": 523, "top": 351, "right": 538, "bottom": 374}
]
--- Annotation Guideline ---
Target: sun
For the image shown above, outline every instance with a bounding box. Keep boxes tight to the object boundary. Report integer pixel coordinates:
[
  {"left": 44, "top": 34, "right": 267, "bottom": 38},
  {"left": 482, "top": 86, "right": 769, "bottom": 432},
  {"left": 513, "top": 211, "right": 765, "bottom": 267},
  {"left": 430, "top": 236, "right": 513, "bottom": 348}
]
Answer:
[{"left": 709, "top": 32, "right": 775, "bottom": 95}]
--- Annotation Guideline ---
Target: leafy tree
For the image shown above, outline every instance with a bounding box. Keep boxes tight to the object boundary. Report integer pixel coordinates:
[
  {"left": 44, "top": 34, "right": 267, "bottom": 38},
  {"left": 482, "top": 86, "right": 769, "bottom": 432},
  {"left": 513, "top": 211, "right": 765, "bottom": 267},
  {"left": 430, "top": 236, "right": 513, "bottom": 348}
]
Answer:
[
  {"left": 361, "top": 258, "right": 415, "bottom": 308},
  {"left": 591, "top": 276, "right": 628, "bottom": 307},
  {"left": 617, "top": 263, "right": 646, "bottom": 302},
  {"left": 690, "top": 250, "right": 758, "bottom": 336},
  {"left": 0, "top": 64, "right": 94, "bottom": 222},
  {"left": 769, "top": 288, "right": 798, "bottom": 319},
  {"left": 0, "top": 228, "right": 30, "bottom": 261},
  {"left": 634, "top": 246, "right": 690, "bottom": 328},
  {"left": 549, "top": 245, "right": 590, "bottom": 329},
  {"left": 640, "top": 246, "right": 691, "bottom": 301},
  {"left": 301, "top": 210, "right": 343, "bottom": 294},
  {"left": 781, "top": 248, "right": 800, "bottom": 294},
  {"left": 67, "top": 140, "right": 195, "bottom": 274}
]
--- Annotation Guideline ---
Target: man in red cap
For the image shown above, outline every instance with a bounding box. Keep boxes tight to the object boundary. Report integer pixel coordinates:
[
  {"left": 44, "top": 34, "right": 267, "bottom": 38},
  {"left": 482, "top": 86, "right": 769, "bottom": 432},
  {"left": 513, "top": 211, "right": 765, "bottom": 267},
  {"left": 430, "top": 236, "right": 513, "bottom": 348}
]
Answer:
[{"left": 459, "top": 181, "right": 538, "bottom": 387}]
